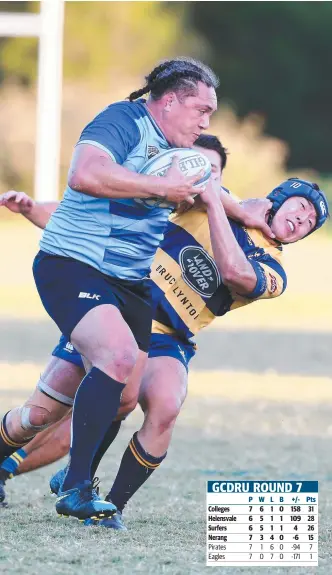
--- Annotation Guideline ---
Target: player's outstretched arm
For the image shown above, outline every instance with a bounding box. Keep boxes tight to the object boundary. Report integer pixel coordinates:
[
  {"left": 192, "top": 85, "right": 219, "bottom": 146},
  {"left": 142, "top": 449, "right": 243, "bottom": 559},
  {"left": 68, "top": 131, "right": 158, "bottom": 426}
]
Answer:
[
  {"left": 68, "top": 145, "right": 202, "bottom": 205},
  {"left": 201, "top": 180, "right": 258, "bottom": 295},
  {"left": 219, "top": 188, "right": 275, "bottom": 239},
  {"left": 0, "top": 190, "right": 58, "bottom": 229}
]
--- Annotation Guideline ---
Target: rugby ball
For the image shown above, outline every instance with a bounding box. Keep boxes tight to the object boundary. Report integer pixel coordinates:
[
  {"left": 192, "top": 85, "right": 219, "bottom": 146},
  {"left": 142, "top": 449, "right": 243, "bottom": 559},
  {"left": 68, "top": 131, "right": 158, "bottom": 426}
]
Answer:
[{"left": 140, "top": 148, "right": 211, "bottom": 188}]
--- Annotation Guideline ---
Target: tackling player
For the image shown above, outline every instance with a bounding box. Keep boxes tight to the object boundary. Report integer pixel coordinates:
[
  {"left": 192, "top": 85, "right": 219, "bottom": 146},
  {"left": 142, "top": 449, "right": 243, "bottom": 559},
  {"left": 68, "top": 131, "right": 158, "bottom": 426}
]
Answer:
[{"left": 48, "top": 158, "right": 331, "bottom": 531}]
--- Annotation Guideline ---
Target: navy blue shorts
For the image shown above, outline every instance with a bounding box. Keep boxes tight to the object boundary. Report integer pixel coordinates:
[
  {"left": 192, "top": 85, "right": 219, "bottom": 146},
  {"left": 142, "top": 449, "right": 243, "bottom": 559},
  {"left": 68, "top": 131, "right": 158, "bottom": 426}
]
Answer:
[
  {"left": 148, "top": 333, "right": 196, "bottom": 371},
  {"left": 52, "top": 335, "right": 85, "bottom": 369},
  {"left": 52, "top": 333, "right": 196, "bottom": 372},
  {"left": 33, "top": 251, "right": 152, "bottom": 352}
]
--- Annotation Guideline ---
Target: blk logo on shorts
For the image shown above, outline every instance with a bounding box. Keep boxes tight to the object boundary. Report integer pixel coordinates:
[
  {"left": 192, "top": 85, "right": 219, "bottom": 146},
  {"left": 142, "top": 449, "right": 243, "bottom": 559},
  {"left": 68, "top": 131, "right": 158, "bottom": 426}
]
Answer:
[{"left": 78, "top": 292, "right": 101, "bottom": 301}]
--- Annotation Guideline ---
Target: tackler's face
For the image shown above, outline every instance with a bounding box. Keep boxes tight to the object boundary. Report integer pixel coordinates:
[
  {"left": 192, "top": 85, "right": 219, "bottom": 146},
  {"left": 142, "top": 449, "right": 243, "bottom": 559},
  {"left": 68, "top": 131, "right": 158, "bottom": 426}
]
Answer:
[
  {"left": 193, "top": 145, "right": 222, "bottom": 182},
  {"left": 270, "top": 196, "right": 317, "bottom": 243},
  {"left": 164, "top": 82, "right": 217, "bottom": 148}
]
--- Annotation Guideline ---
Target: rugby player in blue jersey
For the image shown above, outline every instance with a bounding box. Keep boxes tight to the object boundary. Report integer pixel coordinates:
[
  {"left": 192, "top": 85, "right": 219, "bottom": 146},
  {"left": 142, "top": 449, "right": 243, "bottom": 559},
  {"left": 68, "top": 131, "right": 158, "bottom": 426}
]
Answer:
[
  {"left": 0, "top": 137, "right": 272, "bottom": 505},
  {"left": 0, "top": 58, "right": 223, "bottom": 520},
  {"left": 0, "top": 136, "right": 328, "bottom": 528}
]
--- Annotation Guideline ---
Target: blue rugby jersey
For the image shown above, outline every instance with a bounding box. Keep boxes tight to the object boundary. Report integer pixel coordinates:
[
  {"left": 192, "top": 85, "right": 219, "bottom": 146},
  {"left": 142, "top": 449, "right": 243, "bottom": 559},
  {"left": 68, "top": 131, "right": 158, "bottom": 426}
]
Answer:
[
  {"left": 150, "top": 207, "right": 287, "bottom": 343},
  {"left": 40, "top": 99, "right": 174, "bottom": 280}
]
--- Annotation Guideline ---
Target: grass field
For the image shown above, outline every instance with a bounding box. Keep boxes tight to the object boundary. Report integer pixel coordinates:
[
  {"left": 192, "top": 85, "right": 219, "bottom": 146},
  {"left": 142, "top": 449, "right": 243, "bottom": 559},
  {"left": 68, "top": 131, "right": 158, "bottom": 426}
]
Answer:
[
  {"left": 0, "top": 222, "right": 331, "bottom": 573},
  {"left": 0, "top": 370, "right": 331, "bottom": 574}
]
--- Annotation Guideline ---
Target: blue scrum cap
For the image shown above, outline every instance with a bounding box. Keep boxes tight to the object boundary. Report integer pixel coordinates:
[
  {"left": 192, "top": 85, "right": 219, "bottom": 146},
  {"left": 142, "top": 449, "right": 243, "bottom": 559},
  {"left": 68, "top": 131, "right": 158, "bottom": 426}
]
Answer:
[{"left": 267, "top": 178, "right": 329, "bottom": 236}]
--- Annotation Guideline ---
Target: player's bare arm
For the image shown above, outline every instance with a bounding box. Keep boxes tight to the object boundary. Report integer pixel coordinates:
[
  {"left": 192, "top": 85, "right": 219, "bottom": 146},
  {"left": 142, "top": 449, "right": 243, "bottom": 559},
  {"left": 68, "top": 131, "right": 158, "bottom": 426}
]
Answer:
[
  {"left": 69, "top": 144, "right": 202, "bottom": 205},
  {"left": 201, "top": 179, "right": 258, "bottom": 294},
  {"left": 0, "top": 191, "right": 58, "bottom": 229},
  {"left": 219, "top": 187, "right": 275, "bottom": 239}
]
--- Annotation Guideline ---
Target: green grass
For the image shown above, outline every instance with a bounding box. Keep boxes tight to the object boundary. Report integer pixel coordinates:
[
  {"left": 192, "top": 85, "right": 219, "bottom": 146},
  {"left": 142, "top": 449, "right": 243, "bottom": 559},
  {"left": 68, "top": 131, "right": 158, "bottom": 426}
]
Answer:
[{"left": 0, "top": 373, "right": 331, "bottom": 574}]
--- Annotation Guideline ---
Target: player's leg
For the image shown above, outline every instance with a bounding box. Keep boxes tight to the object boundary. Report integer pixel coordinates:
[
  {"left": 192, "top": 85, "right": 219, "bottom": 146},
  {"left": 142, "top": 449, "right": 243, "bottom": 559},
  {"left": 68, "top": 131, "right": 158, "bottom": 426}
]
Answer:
[
  {"left": 59, "top": 305, "right": 137, "bottom": 494},
  {"left": 50, "top": 350, "right": 148, "bottom": 498},
  {"left": 0, "top": 352, "right": 83, "bottom": 504},
  {"left": 0, "top": 416, "right": 72, "bottom": 507},
  {"left": 0, "top": 342, "right": 144, "bottom": 508},
  {"left": 105, "top": 354, "right": 188, "bottom": 516},
  {"left": 58, "top": 307, "right": 150, "bottom": 521},
  {"left": 17, "top": 413, "right": 72, "bottom": 475},
  {"left": 89, "top": 350, "right": 148, "bottom": 479},
  {"left": 138, "top": 356, "right": 188, "bottom": 455},
  {"left": 68, "top": 352, "right": 148, "bottom": 529},
  {"left": 0, "top": 334, "right": 83, "bottom": 463},
  {"left": 9, "top": 349, "right": 148, "bottom": 505},
  {"left": 2, "top": 356, "right": 80, "bottom": 445},
  {"left": 84, "top": 352, "right": 188, "bottom": 529},
  {"left": 33, "top": 253, "right": 151, "bottom": 519},
  {"left": 88, "top": 335, "right": 192, "bottom": 530},
  {"left": 0, "top": 354, "right": 80, "bottom": 463}
]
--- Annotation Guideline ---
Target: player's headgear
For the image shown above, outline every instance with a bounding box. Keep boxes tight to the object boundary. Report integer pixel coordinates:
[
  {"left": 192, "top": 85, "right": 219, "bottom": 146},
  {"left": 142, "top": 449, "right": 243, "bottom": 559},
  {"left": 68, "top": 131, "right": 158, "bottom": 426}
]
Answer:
[{"left": 267, "top": 177, "right": 329, "bottom": 236}]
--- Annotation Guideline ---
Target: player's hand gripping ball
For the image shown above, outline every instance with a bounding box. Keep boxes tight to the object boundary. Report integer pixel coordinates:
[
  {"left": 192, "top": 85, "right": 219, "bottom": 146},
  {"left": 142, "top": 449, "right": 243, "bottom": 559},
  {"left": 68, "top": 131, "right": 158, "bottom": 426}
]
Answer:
[{"left": 138, "top": 148, "right": 211, "bottom": 207}]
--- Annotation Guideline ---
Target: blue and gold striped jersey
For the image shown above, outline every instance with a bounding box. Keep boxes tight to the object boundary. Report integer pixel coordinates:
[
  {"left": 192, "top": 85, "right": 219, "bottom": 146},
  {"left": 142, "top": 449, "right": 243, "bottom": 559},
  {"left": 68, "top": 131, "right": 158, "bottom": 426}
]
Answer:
[{"left": 150, "top": 207, "right": 287, "bottom": 342}]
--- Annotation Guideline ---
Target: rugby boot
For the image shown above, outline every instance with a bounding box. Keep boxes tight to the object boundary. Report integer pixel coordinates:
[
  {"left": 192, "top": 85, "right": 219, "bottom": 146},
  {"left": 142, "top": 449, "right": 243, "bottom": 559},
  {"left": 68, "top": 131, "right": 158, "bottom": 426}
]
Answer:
[
  {"left": 83, "top": 509, "right": 127, "bottom": 530},
  {"left": 50, "top": 467, "right": 67, "bottom": 495},
  {"left": 50, "top": 467, "right": 100, "bottom": 496},
  {"left": 0, "top": 473, "right": 7, "bottom": 507},
  {"left": 56, "top": 479, "right": 116, "bottom": 520}
]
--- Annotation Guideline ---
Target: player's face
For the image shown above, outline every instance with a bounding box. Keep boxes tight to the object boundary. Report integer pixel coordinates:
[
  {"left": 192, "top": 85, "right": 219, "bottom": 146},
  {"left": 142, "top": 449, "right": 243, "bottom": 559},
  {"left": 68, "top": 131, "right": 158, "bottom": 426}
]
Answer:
[
  {"left": 193, "top": 145, "right": 222, "bottom": 182},
  {"left": 270, "top": 196, "right": 317, "bottom": 243},
  {"left": 165, "top": 82, "right": 217, "bottom": 147}
]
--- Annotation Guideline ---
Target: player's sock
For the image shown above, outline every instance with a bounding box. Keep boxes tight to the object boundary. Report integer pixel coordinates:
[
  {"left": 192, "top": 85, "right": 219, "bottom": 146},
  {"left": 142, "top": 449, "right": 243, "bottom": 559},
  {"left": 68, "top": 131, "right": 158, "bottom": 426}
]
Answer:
[
  {"left": 62, "top": 367, "right": 125, "bottom": 491},
  {"left": 0, "top": 413, "right": 32, "bottom": 462},
  {"left": 0, "top": 448, "right": 27, "bottom": 480},
  {"left": 106, "top": 431, "right": 166, "bottom": 512},
  {"left": 90, "top": 420, "right": 122, "bottom": 479}
]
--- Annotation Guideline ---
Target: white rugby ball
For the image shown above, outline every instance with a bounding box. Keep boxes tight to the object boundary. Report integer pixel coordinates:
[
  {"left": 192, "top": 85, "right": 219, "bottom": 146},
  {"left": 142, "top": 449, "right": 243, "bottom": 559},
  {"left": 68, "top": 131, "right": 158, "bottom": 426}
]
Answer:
[{"left": 140, "top": 147, "right": 211, "bottom": 188}]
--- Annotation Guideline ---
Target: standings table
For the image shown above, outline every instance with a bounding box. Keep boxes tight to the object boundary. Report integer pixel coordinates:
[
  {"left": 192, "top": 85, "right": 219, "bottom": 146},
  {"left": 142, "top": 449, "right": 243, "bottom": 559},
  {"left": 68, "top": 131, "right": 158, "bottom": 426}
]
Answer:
[{"left": 206, "top": 481, "right": 318, "bottom": 567}]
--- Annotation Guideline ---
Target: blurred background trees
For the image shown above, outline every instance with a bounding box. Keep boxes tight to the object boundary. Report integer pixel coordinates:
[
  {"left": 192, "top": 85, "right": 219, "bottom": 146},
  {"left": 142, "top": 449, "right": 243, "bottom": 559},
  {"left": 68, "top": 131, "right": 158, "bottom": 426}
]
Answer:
[
  {"left": 188, "top": 2, "right": 332, "bottom": 173},
  {"left": 0, "top": 1, "right": 331, "bottom": 207}
]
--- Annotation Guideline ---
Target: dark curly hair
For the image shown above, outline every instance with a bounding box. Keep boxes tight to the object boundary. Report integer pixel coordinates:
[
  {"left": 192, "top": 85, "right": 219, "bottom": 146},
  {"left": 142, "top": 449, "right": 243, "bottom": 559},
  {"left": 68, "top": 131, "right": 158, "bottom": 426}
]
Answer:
[
  {"left": 128, "top": 57, "right": 219, "bottom": 102},
  {"left": 195, "top": 134, "right": 228, "bottom": 170}
]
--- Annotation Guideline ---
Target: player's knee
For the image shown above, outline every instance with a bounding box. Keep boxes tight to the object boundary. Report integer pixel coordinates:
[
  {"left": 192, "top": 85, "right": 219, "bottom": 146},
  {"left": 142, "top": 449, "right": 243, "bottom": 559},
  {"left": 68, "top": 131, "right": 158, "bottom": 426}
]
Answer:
[
  {"left": 115, "top": 347, "right": 138, "bottom": 381},
  {"left": 148, "top": 398, "right": 182, "bottom": 435},
  {"left": 20, "top": 405, "right": 53, "bottom": 432},
  {"left": 154, "top": 411, "right": 178, "bottom": 436},
  {"left": 98, "top": 344, "right": 139, "bottom": 382}
]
